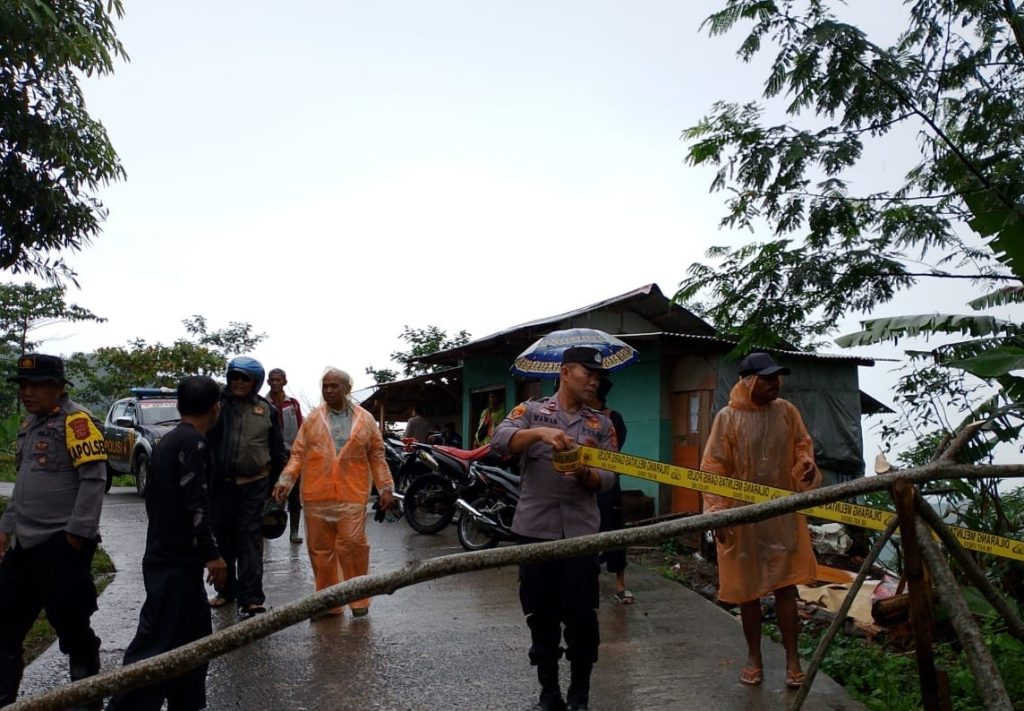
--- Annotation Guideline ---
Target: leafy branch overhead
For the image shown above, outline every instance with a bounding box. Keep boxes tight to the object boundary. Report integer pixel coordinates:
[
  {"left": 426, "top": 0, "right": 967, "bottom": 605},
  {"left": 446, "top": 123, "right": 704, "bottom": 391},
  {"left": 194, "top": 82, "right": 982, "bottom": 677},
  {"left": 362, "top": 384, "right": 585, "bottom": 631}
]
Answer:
[
  {"left": 366, "top": 325, "right": 470, "bottom": 384},
  {"left": 0, "top": 0, "right": 128, "bottom": 282},
  {"left": 676, "top": 0, "right": 1024, "bottom": 350}
]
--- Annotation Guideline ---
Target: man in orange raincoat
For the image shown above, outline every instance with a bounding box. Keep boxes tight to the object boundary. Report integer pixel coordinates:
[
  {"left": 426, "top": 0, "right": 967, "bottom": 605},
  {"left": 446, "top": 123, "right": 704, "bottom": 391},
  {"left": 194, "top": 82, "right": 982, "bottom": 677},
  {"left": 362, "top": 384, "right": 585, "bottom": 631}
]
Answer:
[
  {"left": 701, "top": 352, "right": 821, "bottom": 691},
  {"left": 272, "top": 368, "right": 395, "bottom": 617}
]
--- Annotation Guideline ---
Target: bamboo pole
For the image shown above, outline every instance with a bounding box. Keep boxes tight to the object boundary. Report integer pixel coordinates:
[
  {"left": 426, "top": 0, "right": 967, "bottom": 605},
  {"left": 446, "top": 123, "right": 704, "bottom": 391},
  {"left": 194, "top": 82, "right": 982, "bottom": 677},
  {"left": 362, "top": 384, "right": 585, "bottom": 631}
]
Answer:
[
  {"left": 914, "top": 498, "right": 1024, "bottom": 642},
  {"left": 915, "top": 518, "right": 1014, "bottom": 711},
  {"left": 893, "top": 480, "right": 946, "bottom": 711},
  {"left": 788, "top": 516, "right": 899, "bottom": 711},
  {"left": 8, "top": 465, "right": 1024, "bottom": 710}
]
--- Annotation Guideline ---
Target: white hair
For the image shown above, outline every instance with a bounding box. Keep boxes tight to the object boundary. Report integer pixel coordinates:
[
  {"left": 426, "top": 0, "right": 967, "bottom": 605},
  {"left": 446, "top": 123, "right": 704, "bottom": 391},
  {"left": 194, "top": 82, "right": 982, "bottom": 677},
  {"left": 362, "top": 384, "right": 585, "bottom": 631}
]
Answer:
[{"left": 321, "top": 367, "right": 353, "bottom": 406}]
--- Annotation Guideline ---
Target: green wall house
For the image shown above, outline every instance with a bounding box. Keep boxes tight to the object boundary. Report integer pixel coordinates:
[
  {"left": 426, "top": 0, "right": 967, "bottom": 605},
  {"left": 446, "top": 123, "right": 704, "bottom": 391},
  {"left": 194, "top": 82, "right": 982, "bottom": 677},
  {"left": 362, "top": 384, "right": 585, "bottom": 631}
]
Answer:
[{"left": 367, "top": 284, "right": 887, "bottom": 518}]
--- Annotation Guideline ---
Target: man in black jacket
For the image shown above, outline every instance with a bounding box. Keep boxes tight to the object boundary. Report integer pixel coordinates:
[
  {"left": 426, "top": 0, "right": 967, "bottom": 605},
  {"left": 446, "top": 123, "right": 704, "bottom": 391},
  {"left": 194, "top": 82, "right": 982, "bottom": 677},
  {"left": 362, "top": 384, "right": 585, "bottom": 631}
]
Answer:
[
  {"left": 207, "top": 357, "right": 286, "bottom": 617},
  {"left": 108, "top": 376, "right": 226, "bottom": 711}
]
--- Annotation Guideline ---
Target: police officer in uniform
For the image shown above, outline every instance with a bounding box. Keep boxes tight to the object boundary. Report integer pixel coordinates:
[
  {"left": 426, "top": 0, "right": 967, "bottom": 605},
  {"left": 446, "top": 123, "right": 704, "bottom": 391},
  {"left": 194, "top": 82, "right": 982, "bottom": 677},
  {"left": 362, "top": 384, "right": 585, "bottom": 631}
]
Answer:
[
  {"left": 490, "top": 347, "right": 618, "bottom": 711},
  {"left": 0, "top": 354, "right": 107, "bottom": 709}
]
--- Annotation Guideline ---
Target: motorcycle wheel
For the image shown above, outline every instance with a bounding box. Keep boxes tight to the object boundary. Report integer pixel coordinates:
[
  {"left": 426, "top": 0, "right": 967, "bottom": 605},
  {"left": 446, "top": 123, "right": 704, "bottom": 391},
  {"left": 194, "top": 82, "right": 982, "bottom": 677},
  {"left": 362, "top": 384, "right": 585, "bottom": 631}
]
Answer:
[
  {"left": 403, "top": 473, "right": 456, "bottom": 534},
  {"left": 456, "top": 497, "right": 501, "bottom": 551}
]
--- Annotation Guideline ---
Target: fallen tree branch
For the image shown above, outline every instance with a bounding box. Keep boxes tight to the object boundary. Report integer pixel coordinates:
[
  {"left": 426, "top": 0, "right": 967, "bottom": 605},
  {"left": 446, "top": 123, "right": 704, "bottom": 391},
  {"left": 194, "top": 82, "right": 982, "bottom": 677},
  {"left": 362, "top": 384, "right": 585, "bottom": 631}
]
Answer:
[
  {"left": 10, "top": 461, "right": 1024, "bottom": 710},
  {"left": 915, "top": 518, "right": 1014, "bottom": 711}
]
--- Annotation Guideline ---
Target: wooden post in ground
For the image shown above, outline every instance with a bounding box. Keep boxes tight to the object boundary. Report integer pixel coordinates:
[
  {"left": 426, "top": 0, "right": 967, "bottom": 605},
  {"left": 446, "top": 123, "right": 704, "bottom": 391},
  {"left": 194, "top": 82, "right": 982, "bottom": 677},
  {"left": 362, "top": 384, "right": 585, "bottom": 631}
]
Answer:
[{"left": 892, "top": 480, "right": 949, "bottom": 711}]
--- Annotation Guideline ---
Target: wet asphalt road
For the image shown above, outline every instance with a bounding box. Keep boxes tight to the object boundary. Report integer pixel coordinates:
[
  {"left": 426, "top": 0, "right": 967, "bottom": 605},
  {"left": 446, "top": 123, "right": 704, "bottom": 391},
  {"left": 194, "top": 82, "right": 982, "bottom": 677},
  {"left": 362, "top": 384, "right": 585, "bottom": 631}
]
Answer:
[{"left": 10, "top": 486, "right": 862, "bottom": 710}]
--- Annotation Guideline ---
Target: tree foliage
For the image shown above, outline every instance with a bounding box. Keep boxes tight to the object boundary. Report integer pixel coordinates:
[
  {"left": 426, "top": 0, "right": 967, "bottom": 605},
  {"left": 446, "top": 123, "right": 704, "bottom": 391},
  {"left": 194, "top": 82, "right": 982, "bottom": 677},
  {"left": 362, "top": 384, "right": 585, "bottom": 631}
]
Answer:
[
  {"left": 0, "top": 0, "right": 128, "bottom": 282},
  {"left": 366, "top": 325, "right": 471, "bottom": 384},
  {"left": 680, "top": 2, "right": 1024, "bottom": 590},
  {"left": 66, "top": 317, "right": 265, "bottom": 412},
  {"left": 676, "top": 0, "right": 1024, "bottom": 353},
  {"left": 0, "top": 281, "right": 105, "bottom": 419}
]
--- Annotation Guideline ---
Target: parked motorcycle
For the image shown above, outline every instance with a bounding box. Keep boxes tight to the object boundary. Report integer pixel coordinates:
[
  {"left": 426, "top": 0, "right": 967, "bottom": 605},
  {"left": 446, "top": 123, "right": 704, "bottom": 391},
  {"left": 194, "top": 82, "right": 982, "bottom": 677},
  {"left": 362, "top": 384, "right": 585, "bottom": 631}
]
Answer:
[
  {"left": 455, "top": 462, "right": 521, "bottom": 551},
  {"left": 402, "top": 444, "right": 511, "bottom": 534}
]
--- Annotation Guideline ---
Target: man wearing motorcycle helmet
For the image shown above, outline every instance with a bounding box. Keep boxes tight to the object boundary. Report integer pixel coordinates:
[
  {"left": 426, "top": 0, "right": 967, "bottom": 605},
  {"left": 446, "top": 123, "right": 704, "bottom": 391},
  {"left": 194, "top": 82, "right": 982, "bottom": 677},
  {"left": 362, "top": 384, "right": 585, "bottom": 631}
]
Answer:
[
  {"left": 490, "top": 346, "right": 618, "bottom": 711},
  {"left": 207, "top": 356, "right": 287, "bottom": 618}
]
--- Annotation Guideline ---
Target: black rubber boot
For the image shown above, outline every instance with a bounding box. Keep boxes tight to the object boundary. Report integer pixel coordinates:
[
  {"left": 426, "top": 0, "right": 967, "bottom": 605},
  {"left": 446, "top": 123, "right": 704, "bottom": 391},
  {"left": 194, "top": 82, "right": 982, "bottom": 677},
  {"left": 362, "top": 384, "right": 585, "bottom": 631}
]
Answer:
[
  {"left": 533, "top": 662, "right": 566, "bottom": 711},
  {"left": 0, "top": 653, "right": 24, "bottom": 708},
  {"left": 566, "top": 660, "right": 592, "bottom": 710},
  {"left": 68, "top": 650, "right": 102, "bottom": 711}
]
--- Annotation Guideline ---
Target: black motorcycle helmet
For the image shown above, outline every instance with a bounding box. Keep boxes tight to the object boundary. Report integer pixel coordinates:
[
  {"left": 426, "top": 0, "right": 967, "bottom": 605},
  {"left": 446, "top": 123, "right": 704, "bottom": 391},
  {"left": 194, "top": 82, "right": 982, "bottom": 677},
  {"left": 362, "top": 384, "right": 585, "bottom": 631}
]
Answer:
[{"left": 261, "top": 499, "right": 288, "bottom": 539}]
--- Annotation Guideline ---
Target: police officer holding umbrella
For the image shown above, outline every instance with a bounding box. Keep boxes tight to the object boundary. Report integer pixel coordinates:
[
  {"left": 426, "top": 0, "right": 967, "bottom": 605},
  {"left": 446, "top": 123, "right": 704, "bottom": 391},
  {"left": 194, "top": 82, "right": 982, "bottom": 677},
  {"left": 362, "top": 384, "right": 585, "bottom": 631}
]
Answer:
[
  {"left": 0, "top": 354, "right": 107, "bottom": 709},
  {"left": 491, "top": 342, "right": 626, "bottom": 711}
]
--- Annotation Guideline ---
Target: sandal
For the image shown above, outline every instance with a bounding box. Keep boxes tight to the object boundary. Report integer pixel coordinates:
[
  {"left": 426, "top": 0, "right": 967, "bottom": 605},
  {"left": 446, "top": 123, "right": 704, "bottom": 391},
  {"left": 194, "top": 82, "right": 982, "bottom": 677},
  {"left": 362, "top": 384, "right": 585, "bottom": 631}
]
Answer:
[
  {"left": 208, "top": 595, "right": 232, "bottom": 608},
  {"left": 614, "top": 590, "right": 636, "bottom": 605},
  {"left": 786, "top": 671, "right": 805, "bottom": 690},
  {"left": 740, "top": 667, "right": 764, "bottom": 686}
]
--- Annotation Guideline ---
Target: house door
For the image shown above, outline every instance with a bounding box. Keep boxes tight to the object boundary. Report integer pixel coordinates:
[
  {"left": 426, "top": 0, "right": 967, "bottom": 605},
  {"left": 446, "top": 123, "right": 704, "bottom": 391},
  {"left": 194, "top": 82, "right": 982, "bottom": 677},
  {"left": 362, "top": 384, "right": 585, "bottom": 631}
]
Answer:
[{"left": 670, "top": 390, "right": 712, "bottom": 513}]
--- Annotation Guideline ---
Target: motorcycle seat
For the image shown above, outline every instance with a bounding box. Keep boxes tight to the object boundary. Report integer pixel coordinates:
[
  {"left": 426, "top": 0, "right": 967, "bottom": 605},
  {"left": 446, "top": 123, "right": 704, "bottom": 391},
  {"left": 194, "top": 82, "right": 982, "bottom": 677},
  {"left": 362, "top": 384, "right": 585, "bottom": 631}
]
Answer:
[{"left": 434, "top": 444, "right": 491, "bottom": 462}]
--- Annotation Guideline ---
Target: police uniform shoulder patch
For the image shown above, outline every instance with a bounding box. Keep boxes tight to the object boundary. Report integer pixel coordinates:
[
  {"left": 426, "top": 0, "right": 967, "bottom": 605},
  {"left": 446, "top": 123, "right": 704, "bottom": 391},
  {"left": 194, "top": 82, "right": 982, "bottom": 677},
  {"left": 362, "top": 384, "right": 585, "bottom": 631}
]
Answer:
[
  {"left": 65, "top": 411, "right": 107, "bottom": 467},
  {"left": 585, "top": 417, "right": 601, "bottom": 430},
  {"left": 509, "top": 403, "right": 528, "bottom": 420}
]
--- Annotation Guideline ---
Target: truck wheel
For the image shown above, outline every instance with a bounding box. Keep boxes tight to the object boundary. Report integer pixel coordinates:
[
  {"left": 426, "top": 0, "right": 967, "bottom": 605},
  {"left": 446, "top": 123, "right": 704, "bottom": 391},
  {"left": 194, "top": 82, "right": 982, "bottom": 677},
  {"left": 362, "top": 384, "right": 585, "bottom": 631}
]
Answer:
[{"left": 135, "top": 453, "right": 150, "bottom": 497}]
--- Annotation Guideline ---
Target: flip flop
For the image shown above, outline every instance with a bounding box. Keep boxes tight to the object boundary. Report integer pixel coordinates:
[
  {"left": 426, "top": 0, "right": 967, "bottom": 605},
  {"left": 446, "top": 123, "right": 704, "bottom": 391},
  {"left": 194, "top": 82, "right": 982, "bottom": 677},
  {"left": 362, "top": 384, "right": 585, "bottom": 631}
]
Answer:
[
  {"left": 614, "top": 590, "right": 636, "bottom": 605},
  {"left": 740, "top": 667, "right": 764, "bottom": 686},
  {"left": 786, "top": 671, "right": 805, "bottom": 690},
  {"left": 208, "top": 595, "right": 231, "bottom": 608}
]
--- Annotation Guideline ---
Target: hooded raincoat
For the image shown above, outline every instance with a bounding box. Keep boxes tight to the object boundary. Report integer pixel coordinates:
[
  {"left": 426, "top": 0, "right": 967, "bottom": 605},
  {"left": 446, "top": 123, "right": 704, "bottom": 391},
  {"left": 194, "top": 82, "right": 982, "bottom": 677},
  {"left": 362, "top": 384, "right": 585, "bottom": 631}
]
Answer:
[
  {"left": 701, "top": 377, "right": 821, "bottom": 605},
  {"left": 277, "top": 402, "right": 393, "bottom": 611}
]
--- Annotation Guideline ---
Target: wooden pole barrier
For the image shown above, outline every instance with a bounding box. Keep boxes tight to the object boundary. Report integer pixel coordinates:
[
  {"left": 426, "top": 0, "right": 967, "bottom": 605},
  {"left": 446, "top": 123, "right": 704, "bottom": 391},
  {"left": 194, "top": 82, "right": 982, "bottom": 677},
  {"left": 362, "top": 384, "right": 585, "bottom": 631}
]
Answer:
[
  {"left": 915, "top": 517, "right": 1013, "bottom": 711},
  {"left": 893, "top": 480, "right": 947, "bottom": 711}
]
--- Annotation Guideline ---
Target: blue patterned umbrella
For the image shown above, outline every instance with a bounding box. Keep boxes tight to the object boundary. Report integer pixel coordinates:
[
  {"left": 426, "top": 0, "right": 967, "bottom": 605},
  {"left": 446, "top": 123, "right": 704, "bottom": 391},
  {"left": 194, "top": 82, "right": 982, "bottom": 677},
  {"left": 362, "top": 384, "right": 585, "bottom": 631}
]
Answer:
[{"left": 511, "top": 328, "right": 639, "bottom": 379}]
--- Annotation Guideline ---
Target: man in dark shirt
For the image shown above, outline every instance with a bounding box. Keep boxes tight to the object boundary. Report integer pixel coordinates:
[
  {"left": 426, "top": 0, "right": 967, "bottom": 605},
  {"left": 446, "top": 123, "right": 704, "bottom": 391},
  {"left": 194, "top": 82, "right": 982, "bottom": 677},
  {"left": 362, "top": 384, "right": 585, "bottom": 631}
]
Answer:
[{"left": 107, "top": 376, "right": 226, "bottom": 711}]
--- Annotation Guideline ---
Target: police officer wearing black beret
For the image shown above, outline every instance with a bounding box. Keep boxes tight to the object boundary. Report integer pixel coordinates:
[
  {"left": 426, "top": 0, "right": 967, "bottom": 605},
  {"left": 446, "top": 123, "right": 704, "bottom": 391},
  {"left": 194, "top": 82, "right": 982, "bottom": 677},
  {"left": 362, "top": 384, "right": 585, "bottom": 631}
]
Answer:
[{"left": 0, "top": 354, "right": 107, "bottom": 708}]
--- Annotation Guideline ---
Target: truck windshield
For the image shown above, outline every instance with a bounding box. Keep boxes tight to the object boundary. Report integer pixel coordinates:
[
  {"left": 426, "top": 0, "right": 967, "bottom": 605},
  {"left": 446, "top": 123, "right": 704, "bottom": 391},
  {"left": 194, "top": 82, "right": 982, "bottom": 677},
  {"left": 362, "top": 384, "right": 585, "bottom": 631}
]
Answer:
[{"left": 139, "top": 402, "right": 179, "bottom": 426}]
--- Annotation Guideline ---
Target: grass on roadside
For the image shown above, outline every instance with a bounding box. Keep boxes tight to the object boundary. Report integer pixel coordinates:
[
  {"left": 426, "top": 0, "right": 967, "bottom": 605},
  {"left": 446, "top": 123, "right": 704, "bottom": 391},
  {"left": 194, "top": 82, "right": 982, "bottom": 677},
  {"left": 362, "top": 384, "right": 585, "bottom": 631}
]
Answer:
[
  {"left": 762, "top": 617, "right": 1024, "bottom": 711},
  {"left": 0, "top": 496, "right": 118, "bottom": 663}
]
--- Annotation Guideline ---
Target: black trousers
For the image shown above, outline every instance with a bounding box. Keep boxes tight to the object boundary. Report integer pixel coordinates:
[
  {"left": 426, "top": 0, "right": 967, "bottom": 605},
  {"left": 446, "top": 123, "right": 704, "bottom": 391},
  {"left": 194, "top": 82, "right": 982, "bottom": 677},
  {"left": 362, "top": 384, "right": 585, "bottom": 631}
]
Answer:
[
  {"left": 597, "top": 480, "right": 627, "bottom": 574},
  {"left": 211, "top": 478, "right": 268, "bottom": 608},
  {"left": 107, "top": 563, "right": 211, "bottom": 711},
  {"left": 0, "top": 533, "right": 101, "bottom": 702},
  {"left": 519, "top": 547, "right": 600, "bottom": 666}
]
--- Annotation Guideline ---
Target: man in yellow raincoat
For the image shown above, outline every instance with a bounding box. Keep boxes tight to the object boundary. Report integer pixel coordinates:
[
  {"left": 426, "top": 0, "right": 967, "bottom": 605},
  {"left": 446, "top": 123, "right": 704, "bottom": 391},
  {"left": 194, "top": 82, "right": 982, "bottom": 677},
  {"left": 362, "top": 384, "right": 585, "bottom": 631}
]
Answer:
[
  {"left": 701, "top": 352, "right": 821, "bottom": 690},
  {"left": 272, "top": 368, "right": 395, "bottom": 617}
]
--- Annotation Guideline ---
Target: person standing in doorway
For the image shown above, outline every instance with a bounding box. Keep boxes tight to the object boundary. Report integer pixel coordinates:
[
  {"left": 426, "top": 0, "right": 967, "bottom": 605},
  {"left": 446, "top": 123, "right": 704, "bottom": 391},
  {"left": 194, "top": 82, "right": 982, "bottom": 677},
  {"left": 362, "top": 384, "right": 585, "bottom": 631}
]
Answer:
[
  {"left": 491, "top": 347, "right": 617, "bottom": 711},
  {"left": 474, "top": 390, "right": 506, "bottom": 447},
  {"left": 266, "top": 368, "right": 304, "bottom": 544},
  {"left": 701, "top": 352, "right": 820, "bottom": 690},
  {"left": 207, "top": 357, "right": 286, "bottom": 618},
  {"left": 0, "top": 354, "right": 106, "bottom": 709},
  {"left": 108, "top": 376, "right": 226, "bottom": 711}
]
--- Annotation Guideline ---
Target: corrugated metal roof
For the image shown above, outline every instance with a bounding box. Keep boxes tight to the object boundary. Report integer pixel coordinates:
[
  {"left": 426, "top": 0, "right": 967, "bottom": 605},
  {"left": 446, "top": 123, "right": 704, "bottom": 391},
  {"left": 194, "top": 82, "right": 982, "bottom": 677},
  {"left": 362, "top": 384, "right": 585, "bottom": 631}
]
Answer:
[{"left": 626, "top": 332, "right": 877, "bottom": 366}]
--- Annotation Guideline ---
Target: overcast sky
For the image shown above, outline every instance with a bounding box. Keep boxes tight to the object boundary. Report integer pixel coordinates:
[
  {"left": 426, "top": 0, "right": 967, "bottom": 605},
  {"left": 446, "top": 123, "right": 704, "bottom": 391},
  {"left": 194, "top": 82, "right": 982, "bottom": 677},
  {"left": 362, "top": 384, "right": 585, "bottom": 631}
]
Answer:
[{"left": 17, "top": 1, "right": 1016, "bottom": 462}]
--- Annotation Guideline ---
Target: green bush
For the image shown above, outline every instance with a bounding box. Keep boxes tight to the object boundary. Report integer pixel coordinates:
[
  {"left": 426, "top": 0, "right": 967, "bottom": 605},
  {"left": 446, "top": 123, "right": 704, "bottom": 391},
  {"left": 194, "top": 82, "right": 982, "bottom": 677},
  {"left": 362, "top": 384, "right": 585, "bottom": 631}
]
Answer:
[{"left": 765, "top": 621, "right": 1024, "bottom": 711}]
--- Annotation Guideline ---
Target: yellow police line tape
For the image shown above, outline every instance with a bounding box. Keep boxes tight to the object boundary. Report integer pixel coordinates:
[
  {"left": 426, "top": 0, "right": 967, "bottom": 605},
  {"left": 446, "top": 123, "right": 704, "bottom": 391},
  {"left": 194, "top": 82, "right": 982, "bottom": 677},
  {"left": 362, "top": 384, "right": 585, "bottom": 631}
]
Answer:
[{"left": 580, "top": 446, "right": 1024, "bottom": 563}]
